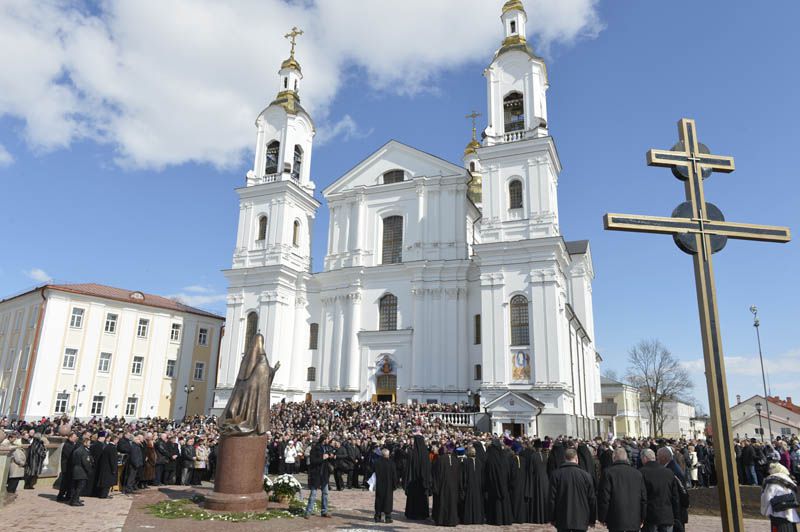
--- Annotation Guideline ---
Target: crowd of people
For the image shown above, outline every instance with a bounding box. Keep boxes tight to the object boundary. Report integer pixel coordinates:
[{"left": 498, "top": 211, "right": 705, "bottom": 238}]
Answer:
[{"left": 1, "top": 400, "right": 798, "bottom": 530}]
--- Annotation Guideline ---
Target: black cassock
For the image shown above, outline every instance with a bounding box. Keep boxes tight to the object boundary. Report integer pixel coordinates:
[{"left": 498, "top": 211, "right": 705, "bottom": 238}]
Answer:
[
  {"left": 508, "top": 452, "right": 526, "bottom": 523},
  {"left": 484, "top": 441, "right": 513, "bottom": 526},
  {"left": 546, "top": 442, "right": 565, "bottom": 478},
  {"left": 97, "top": 443, "right": 119, "bottom": 489},
  {"left": 85, "top": 441, "right": 105, "bottom": 495},
  {"left": 404, "top": 435, "right": 431, "bottom": 520},
  {"left": 373, "top": 456, "right": 396, "bottom": 517},
  {"left": 577, "top": 444, "right": 598, "bottom": 485},
  {"left": 460, "top": 456, "right": 484, "bottom": 524},
  {"left": 432, "top": 453, "right": 460, "bottom": 527},
  {"left": 523, "top": 448, "right": 550, "bottom": 523}
]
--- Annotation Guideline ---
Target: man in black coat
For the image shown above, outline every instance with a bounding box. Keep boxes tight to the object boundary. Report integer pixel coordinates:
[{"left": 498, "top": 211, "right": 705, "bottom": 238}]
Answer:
[
  {"left": 57, "top": 432, "right": 78, "bottom": 502},
  {"left": 597, "top": 447, "right": 647, "bottom": 532},
  {"left": 523, "top": 441, "right": 550, "bottom": 524},
  {"left": 180, "top": 437, "right": 196, "bottom": 486},
  {"left": 333, "top": 440, "right": 351, "bottom": 491},
  {"left": 69, "top": 437, "right": 93, "bottom": 507},
  {"left": 304, "top": 434, "right": 332, "bottom": 518},
  {"left": 639, "top": 448, "right": 679, "bottom": 532},
  {"left": 373, "top": 448, "right": 397, "bottom": 523},
  {"left": 432, "top": 447, "right": 460, "bottom": 527},
  {"left": 346, "top": 438, "right": 361, "bottom": 489},
  {"left": 549, "top": 448, "right": 596, "bottom": 532},
  {"left": 460, "top": 445, "right": 485, "bottom": 524},
  {"left": 508, "top": 444, "right": 527, "bottom": 523},
  {"left": 404, "top": 434, "right": 432, "bottom": 520},
  {"left": 154, "top": 432, "right": 170, "bottom": 485},
  {"left": 484, "top": 439, "right": 513, "bottom": 525},
  {"left": 165, "top": 435, "right": 179, "bottom": 485},
  {"left": 124, "top": 434, "right": 145, "bottom": 494},
  {"left": 97, "top": 434, "right": 119, "bottom": 499},
  {"left": 88, "top": 431, "right": 107, "bottom": 496}
]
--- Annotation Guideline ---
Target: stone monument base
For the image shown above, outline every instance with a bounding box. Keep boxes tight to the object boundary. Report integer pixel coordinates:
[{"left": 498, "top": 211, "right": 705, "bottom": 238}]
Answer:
[{"left": 205, "top": 434, "right": 268, "bottom": 512}]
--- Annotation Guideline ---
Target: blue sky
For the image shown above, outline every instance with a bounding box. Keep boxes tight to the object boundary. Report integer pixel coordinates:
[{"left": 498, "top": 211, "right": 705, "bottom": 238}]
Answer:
[{"left": 1, "top": 1, "right": 798, "bottom": 410}]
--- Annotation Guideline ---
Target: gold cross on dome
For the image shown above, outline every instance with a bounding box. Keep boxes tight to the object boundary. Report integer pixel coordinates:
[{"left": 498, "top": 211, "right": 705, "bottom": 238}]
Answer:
[
  {"left": 285, "top": 26, "right": 304, "bottom": 57},
  {"left": 465, "top": 110, "right": 481, "bottom": 140}
]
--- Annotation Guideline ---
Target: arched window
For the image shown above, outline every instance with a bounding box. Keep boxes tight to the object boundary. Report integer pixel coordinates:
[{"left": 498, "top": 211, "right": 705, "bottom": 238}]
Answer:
[
  {"left": 308, "top": 323, "right": 319, "bottom": 349},
  {"left": 292, "top": 145, "right": 303, "bottom": 180},
  {"left": 382, "top": 216, "right": 403, "bottom": 264},
  {"left": 257, "top": 216, "right": 267, "bottom": 241},
  {"left": 379, "top": 293, "right": 398, "bottom": 331},
  {"left": 244, "top": 311, "right": 258, "bottom": 355},
  {"left": 306, "top": 366, "right": 316, "bottom": 382},
  {"left": 504, "top": 92, "right": 525, "bottom": 133},
  {"left": 292, "top": 220, "right": 300, "bottom": 247},
  {"left": 265, "top": 141, "right": 280, "bottom": 174},
  {"left": 509, "top": 180, "right": 523, "bottom": 209},
  {"left": 382, "top": 169, "right": 404, "bottom": 184},
  {"left": 510, "top": 295, "right": 530, "bottom": 346},
  {"left": 469, "top": 161, "right": 476, "bottom": 172}
]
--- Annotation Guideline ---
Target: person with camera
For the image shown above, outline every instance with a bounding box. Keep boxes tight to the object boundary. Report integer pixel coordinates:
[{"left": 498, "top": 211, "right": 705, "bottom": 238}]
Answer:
[{"left": 304, "top": 433, "right": 333, "bottom": 519}]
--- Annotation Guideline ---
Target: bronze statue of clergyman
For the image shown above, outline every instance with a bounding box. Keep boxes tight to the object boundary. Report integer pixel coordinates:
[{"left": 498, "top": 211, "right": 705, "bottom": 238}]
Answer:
[{"left": 219, "top": 333, "right": 279, "bottom": 436}]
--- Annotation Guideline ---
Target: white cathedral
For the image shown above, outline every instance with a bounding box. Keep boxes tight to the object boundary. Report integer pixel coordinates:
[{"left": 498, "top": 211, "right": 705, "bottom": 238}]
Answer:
[{"left": 213, "top": 0, "right": 602, "bottom": 438}]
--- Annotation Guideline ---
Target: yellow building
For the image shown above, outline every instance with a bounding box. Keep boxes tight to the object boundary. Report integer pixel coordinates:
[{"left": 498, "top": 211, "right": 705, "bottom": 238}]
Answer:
[
  {"left": 600, "top": 376, "right": 645, "bottom": 438},
  {"left": 0, "top": 283, "right": 224, "bottom": 420}
]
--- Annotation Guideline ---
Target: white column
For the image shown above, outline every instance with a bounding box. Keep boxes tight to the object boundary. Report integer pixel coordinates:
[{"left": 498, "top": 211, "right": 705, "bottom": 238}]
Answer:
[
  {"left": 346, "top": 293, "right": 361, "bottom": 392},
  {"left": 456, "top": 287, "right": 467, "bottom": 391},
  {"left": 330, "top": 297, "right": 343, "bottom": 391}
]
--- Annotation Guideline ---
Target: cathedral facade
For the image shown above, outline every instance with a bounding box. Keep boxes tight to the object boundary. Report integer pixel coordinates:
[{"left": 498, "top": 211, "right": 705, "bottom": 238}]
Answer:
[{"left": 213, "top": 1, "right": 602, "bottom": 438}]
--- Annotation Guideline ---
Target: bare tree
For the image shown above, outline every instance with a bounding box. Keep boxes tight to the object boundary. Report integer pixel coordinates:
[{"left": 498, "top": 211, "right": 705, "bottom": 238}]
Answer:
[
  {"left": 602, "top": 368, "right": 620, "bottom": 382},
  {"left": 625, "top": 339, "right": 693, "bottom": 437}
]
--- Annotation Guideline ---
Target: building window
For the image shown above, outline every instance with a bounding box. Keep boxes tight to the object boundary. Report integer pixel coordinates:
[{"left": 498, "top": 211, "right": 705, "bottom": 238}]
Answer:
[
  {"left": 104, "top": 313, "right": 118, "bottom": 334},
  {"left": 165, "top": 359, "right": 176, "bottom": 378},
  {"left": 307, "top": 366, "right": 316, "bottom": 382},
  {"left": 383, "top": 169, "right": 404, "bottom": 184},
  {"left": 474, "top": 314, "right": 482, "bottom": 345},
  {"left": 55, "top": 393, "right": 70, "bottom": 414},
  {"left": 131, "top": 355, "right": 144, "bottom": 376},
  {"left": 265, "top": 140, "right": 280, "bottom": 174},
  {"left": 90, "top": 395, "right": 105, "bottom": 415},
  {"left": 469, "top": 161, "right": 476, "bottom": 172},
  {"left": 257, "top": 215, "right": 268, "bottom": 241},
  {"left": 98, "top": 352, "right": 112, "bottom": 373},
  {"left": 510, "top": 294, "right": 530, "bottom": 346},
  {"left": 198, "top": 328, "right": 209, "bottom": 346},
  {"left": 474, "top": 364, "right": 482, "bottom": 381},
  {"left": 781, "top": 427, "right": 792, "bottom": 436},
  {"left": 29, "top": 305, "right": 39, "bottom": 328},
  {"left": 510, "top": 20, "right": 517, "bottom": 34},
  {"left": 381, "top": 215, "right": 403, "bottom": 264},
  {"left": 70, "top": 308, "right": 85, "bottom": 328},
  {"left": 379, "top": 293, "right": 398, "bottom": 331},
  {"left": 503, "top": 92, "right": 525, "bottom": 132},
  {"left": 63, "top": 348, "right": 77, "bottom": 369},
  {"left": 19, "top": 345, "right": 31, "bottom": 370},
  {"left": 292, "top": 220, "right": 300, "bottom": 247},
  {"left": 509, "top": 180, "right": 523, "bottom": 209},
  {"left": 125, "top": 397, "right": 138, "bottom": 417},
  {"left": 170, "top": 323, "right": 182, "bottom": 342},
  {"left": 193, "top": 361, "right": 205, "bottom": 381},
  {"left": 137, "top": 318, "right": 149, "bottom": 338},
  {"left": 309, "top": 323, "right": 319, "bottom": 349},
  {"left": 244, "top": 312, "right": 258, "bottom": 355},
  {"left": 292, "top": 145, "right": 303, "bottom": 180}
]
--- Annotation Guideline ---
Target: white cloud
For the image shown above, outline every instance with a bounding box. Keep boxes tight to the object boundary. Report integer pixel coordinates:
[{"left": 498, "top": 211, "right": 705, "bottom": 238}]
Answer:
[
  {"left": 316, "top": 115, "right": 372, "bottom": 146},
  {"left": 25, "top": 268, "right": 52, "bottom": 283},
  {"left": 0, "top": 0, "right": 603, "bottom": 169},
  {"left": 683, "top": 348, "right": 800, "bottom": 378},
  {"left": 0, "top": 144, "right": 13, "bottom": 166},
  {"left": 168, "top": 291, "right": 227, "bottom": 308},
  {"left": 183, "top": 285, "right": 213, "bottom": 294}
]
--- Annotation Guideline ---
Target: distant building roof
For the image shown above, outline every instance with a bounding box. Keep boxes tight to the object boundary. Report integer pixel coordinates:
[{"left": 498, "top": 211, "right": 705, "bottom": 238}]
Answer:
[
  {"left": 565, "top": 240, "right": 589, "bottom": 255},
  {"left": 46, "top": 283, "right": 224, "bottom": 320},
  {"left": 769, "top": 395, "right": 800, "bottom": 415}
]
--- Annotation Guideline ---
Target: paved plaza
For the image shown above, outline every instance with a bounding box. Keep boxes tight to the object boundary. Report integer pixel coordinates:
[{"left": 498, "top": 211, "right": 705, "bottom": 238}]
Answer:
[{"left": 0, "top": 481, "right": 767, "bottom": 532}]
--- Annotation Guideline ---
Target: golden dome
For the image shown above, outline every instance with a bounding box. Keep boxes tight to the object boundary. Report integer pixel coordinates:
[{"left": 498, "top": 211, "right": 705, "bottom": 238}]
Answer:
[
  {"left": 502, "top": 0, "right": 526, "bottom": 15},
  {"left": 464, "top": 139, "right": 481, "bottom": 156},
  {"left": 280, "top": 56, "right": 302, "bottom": 74}
]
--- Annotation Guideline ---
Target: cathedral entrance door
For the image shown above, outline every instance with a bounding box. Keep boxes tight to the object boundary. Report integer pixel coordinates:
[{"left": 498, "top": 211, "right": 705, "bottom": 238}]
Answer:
[
  {"left": 502, "top": 422, "right": 524, "bottom": 437},
  {"left": 375, "top": 374, "right": 397, "bottom": 403}
]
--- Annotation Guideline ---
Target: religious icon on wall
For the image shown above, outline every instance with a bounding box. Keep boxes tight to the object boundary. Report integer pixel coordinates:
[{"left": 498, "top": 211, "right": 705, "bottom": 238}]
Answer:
[
  {"left": 511, "top": 351, "right": 530, "bottom": 380},
  {"left": 380, "top": 356, "right": 393, "bottom": 374}
]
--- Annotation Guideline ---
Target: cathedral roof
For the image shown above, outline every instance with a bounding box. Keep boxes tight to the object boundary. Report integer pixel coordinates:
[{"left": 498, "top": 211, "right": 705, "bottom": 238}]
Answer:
[{"left": 502, "top": 0, "right": 526, "bottom": 14}]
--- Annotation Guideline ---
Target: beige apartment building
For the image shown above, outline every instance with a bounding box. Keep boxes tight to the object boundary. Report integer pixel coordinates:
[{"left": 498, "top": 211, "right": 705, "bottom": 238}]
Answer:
[{"left": 0, "top": 283, "right": 224, "bottom": 421}]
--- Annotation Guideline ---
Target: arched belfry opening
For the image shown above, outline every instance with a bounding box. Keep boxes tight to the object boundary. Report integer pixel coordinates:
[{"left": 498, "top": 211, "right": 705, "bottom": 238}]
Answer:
[{"left": 504, "top": 92, "right": 524, "bottom": 133}]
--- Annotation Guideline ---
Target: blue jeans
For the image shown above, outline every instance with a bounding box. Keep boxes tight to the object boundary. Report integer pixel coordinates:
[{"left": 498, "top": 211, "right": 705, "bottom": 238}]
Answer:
[
  {"left": 305, "top": 484, "right": 329, "bottom": 516},
  {"left": 746, "top": 465, "right": 758, "bottom": 485}
]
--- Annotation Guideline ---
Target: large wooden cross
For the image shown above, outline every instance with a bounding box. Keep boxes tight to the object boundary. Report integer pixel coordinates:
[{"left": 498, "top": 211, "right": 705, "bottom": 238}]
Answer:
[{"left": 603, "top": 118, "right": 791, "bottom": 532}]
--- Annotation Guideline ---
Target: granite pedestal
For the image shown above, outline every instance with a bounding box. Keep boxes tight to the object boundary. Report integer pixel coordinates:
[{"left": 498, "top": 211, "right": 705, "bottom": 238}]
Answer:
[{"left": 204, "top": 434, "right": 268, "bottom": 512}]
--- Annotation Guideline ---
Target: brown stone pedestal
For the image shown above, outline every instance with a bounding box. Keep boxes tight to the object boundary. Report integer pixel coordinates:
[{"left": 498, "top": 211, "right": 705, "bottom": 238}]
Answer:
[{"left": 204, "top": 434, "right": 268, "bottom": 512}]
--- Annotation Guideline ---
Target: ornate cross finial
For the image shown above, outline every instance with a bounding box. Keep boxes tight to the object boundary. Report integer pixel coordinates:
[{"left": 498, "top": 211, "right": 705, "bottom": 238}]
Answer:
[
  {"left": 284, "top": 26, "right": 304, "bottom": 58},
  {"left": 465, "top": 110, "right": 482, "bottom": 141}
]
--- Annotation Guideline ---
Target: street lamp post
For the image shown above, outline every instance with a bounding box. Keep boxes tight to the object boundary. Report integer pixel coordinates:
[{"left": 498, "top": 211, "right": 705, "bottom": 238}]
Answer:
[
  {"left": 750, "top": 306, "right": 773, "bottom": 441},
  {"left": 73, "top": 384, "right": 86, "bottom": 416},
  {"left": 184, "top": 384, "right": 195, "bottom": 417},
  {"left": 755, "top": 402, "right": 764, "bottom": 443}
]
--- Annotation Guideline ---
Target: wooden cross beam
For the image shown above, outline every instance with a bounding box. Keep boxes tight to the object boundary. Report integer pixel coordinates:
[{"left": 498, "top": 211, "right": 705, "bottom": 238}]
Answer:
[{"left": 603, "top": 118, "right": 791, "bottom": 532}]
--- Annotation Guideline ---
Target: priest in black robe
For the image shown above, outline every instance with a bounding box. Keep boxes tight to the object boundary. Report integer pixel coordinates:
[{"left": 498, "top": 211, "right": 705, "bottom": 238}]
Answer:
[
  {"left": 373, "top": 448, "right": 397, "bottom": 523},
  {"left": 547, "top": 441, "right": 566, "bottom": 478},
  {"left": 87, "top": 432, "right": 107, "bottom": 496},
  {"left": 404, "top": 434, "right": 431, "bottom": 520},
  {"left": 460, "top": 446, "right": 484, "bottom": 524},
  {"left": 432, "top": 447, "right": 460, "bottom": 526},
  {"left": 523, "top": 440, "right": 550, "bottom": 523},
  {"left": 577, "top": 442, "right": 598, "bottom": 486},
  {"left": 508, "top": 442, "right": 526, "bottom": 523},
  {"left": 472, "top": 439, "right": 486, "bottom": 465},
  {"left": 484, "top": 440, "right": 513, "bottom": 525},
  {"left": 96, "top": 435, "right": 119, "bottom": 499}
]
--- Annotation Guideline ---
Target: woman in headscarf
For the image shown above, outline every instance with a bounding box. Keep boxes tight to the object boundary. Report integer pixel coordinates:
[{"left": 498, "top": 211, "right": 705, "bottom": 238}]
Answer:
[
  {"left": 484, "top": 439, "right": 513, "bottom": 525},
  {"left": 404, "top": 434, "right": 431, "bottom": 520},
  {"left": 760, "top": 462, "right": 799, "bottom": 531}
]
